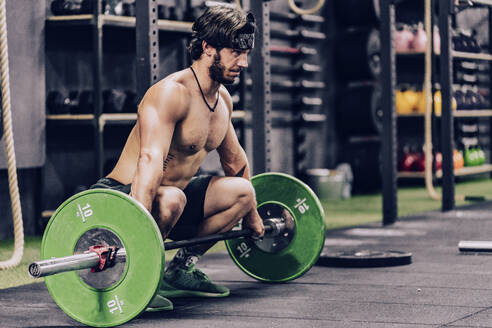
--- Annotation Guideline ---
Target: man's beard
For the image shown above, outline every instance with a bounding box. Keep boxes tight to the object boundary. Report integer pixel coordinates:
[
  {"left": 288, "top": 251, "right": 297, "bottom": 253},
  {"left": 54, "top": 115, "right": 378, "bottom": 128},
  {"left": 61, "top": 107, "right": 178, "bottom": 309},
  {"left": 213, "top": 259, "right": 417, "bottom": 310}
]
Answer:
[{"left": 209, "top": 53, "right": 236, "bottom": 85}]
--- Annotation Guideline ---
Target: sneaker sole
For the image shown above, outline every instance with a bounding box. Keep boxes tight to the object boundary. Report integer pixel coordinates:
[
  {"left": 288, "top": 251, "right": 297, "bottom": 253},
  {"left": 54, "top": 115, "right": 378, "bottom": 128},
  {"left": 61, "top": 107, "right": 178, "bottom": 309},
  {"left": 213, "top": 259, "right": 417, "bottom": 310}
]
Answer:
[
  {"left": 145, "top": 305, "right": 174, "bottom": 312},
  {"left": 158, "top": 280, "right": 230, "bottom": 298},
  {"left": 158, "top": 289, "right": 230, "bottom": 298},
  {"left": 145, "top": 294, "right": 174, "bottom": 312}
]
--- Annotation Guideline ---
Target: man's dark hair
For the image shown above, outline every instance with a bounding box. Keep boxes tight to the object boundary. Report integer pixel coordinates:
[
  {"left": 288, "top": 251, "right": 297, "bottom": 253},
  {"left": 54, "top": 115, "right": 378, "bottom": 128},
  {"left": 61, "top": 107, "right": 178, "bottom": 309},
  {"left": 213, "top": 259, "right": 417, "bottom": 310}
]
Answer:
[{"left": 188, "top": 6, "right": 255, "bottom": 60}]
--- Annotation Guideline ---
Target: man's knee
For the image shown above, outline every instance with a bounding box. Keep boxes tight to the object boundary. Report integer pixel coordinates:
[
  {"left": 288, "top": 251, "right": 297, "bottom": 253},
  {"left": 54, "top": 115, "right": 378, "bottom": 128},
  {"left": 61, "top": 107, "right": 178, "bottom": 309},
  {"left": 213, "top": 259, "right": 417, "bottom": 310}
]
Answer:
[
  {"left": 234, "top": 178, "right": 257, "bottom": 211},
  {"left": 155, "top": 187, "right": 187, "bottom": 221}
]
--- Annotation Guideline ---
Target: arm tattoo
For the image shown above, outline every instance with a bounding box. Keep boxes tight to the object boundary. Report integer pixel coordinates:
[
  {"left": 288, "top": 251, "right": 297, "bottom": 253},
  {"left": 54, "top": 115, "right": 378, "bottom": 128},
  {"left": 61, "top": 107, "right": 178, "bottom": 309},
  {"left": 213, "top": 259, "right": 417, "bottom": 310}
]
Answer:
[
  {"left": 163, "top": 153, "right": 176, "bottom": 172},
  {"left": 234, "top": 165, "right": 247, "bottom": 177}
]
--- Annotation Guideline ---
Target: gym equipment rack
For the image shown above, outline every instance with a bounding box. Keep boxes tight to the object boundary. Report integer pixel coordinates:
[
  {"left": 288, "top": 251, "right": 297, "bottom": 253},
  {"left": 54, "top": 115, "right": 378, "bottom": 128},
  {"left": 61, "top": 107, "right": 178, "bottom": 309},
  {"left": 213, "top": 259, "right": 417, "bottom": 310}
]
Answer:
[{"left": 380, "top": 0, "right": 492, "bottom": 220}]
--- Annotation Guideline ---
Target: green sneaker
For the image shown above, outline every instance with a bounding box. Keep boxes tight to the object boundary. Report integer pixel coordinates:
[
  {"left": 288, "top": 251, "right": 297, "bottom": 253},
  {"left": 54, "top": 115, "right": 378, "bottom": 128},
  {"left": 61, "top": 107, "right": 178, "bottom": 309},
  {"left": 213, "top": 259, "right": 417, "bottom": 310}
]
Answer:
[
  {"left": 145, "top": 294, "right": 173, "bottom": 312},
  {"left": 158, "top": 264, "right": 230, "bottom": 298}
]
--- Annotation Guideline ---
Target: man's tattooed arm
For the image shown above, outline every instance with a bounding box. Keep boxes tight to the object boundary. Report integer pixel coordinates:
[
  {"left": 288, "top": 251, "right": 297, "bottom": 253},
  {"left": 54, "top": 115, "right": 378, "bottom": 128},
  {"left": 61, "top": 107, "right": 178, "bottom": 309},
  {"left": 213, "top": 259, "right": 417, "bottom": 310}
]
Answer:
[
  {"left": 162, "top": 153, "right": 176, "bottom": 172},
  {"left": 234, "top": 165, "right": 247, "bottom": 178},
  {"left": 220, "top": 158, "right": 250, "bottom": 179}
]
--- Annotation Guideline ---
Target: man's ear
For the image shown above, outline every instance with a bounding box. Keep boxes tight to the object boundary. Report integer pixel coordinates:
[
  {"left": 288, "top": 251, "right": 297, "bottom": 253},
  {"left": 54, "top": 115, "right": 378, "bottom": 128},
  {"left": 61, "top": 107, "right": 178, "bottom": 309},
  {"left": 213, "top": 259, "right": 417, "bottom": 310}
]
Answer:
[{"left": 202, "top": 40, "right": 215, "bottom": 57}]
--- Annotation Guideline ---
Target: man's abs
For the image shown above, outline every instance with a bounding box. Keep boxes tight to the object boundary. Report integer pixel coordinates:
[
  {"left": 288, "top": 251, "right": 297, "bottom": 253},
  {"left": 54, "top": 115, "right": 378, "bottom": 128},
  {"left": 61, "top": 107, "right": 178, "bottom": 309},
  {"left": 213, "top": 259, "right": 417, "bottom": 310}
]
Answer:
[{"left": 106, "top": 127, "right": 208, "bottom": 190}]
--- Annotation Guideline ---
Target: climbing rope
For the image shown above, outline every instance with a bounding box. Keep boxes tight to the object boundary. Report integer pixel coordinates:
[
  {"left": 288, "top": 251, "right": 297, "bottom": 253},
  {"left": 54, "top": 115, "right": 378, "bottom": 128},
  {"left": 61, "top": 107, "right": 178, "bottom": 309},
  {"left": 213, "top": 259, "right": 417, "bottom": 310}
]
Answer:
[
  {"left": 423, "top": 0, "right": 441, "bottom": 201},
  {"left": 423, "top": 0, "right": 468, "bottom": 202},
  {"left": 0, "top": 0, "right": 24, "bottom": 270}
]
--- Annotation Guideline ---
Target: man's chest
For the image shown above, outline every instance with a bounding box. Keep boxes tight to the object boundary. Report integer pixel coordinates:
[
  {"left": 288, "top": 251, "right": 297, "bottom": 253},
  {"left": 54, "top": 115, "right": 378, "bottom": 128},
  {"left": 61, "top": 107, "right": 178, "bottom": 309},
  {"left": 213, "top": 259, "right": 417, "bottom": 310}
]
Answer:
[{"left": 174, "top": 99, "right": 229, "bottom": 153}]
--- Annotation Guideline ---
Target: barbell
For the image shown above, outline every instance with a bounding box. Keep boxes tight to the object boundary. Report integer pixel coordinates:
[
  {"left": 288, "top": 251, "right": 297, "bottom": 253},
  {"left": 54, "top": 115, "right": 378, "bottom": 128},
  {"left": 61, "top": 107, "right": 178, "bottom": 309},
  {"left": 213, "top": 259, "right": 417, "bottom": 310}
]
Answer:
[{"left": 29, "top": 172, "right": 326, "bottom": 327}]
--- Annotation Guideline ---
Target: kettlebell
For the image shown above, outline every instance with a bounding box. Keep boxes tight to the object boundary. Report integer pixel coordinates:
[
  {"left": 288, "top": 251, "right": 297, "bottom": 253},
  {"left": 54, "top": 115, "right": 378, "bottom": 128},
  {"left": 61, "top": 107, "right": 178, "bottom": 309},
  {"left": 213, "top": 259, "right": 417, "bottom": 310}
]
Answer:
[
  {"left": 435, "top": 152, "right": 443, "bottom": 171},
  {"left": 453, "top": 149, "right": 464, "bottom": 169},
  {"left": 477, "top": 147, "right": 486, "bottom": 165},
  {"left": 395, "top": 25, "right": 414, "bottom": 53},
  {"left": 418, "top": 90, "right": 457, "bottom": 115},
  {"left": 399, "top": 152, "right": 416, "bottom": 171},
  {"left": 396, "top": 89, "right": 418, "bottom": 114},
  {"left": 463, "top": 147, "right": 479, "bottom": 167},
  {"left": 411, "top": 24, "right": 427, "bottom": 52}
]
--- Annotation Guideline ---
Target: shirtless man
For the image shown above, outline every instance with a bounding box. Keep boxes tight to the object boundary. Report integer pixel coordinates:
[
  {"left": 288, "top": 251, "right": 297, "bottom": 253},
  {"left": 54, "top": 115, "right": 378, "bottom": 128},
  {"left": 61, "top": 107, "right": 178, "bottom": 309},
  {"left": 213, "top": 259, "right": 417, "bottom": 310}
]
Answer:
[{"left": 90, "top": 7, "right": 264, "bottom": 311}]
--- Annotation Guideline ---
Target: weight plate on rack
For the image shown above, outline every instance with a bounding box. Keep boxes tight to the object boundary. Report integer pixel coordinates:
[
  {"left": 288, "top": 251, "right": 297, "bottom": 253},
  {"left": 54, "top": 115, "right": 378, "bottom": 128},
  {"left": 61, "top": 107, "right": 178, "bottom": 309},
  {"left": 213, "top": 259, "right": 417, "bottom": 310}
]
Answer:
[
  {"left": 317, "top": 249, "right": 412, "bottom": 268},
  {"left": 225, "top": 172, "right": 326, "bottom": 282},
  {"left": 41, "top": 189, "right": 164, "bottom": 327}
]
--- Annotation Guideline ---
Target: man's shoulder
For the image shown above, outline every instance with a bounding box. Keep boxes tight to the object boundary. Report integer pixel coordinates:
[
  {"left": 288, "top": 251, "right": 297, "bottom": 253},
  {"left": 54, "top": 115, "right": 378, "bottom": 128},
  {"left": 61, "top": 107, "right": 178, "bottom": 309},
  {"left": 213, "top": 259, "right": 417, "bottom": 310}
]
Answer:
[
  {"left": 150, "top": 74, "right": 192, "bottom": 108},
  {"left": 219, "top": 84, "right": 231, "bottom": 97},
  {"left": 141, "top": 73, "right": 192, "bottom": 120},
  {"left": 219, "top": 85, "right": 233, "bottom": 111},
  {"left": 156, "top": 71, "right": 191, "bottom": 96}
]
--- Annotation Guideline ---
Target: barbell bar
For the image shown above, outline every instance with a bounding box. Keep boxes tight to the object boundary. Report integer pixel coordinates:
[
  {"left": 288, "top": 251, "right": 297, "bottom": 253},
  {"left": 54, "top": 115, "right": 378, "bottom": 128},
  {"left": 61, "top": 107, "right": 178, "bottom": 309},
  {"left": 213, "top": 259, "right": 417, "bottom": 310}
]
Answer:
[
  {"left": 31, "top": 172, "right": 326, "bottom": 327},
  {"left": 29, "top": 219, "right": 285, "bottom": 278}
]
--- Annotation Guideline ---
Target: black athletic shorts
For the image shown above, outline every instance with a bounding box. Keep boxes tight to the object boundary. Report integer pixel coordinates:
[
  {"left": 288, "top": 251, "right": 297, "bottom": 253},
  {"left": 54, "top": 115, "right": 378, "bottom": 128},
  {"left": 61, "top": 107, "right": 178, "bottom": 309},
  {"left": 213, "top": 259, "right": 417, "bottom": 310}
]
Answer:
[{"left": 90, "top": 175, "right": 213, "bottom": 241}]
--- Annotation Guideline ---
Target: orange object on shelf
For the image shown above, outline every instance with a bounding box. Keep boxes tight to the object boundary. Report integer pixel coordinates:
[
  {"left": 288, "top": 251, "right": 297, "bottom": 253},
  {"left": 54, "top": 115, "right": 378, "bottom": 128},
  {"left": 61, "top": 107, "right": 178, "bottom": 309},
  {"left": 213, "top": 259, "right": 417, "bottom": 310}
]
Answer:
[{"left": 453, "top": 149, "right": 464, "bottom": 169}]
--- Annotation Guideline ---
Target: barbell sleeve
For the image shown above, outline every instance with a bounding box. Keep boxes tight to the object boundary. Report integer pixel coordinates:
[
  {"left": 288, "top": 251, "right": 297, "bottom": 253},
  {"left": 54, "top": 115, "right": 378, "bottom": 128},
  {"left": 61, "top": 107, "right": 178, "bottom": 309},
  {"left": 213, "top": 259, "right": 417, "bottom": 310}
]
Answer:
[
  {"left": 29, "top": 252, "right": 99, "bottom": 278},
  {"left": 29, "top": 220, "right": 283, "bottom": 279},
  {"left": 29, "top": 248, "right": 127, "bottom": 278}
]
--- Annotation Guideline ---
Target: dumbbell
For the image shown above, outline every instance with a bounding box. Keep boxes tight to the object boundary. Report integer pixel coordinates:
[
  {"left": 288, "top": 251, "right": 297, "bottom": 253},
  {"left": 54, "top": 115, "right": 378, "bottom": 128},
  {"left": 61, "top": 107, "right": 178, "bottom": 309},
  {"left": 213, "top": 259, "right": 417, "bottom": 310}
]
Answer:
[
  {"left": 68, "top": 90, "right": 137, "bottom": 114},
  {"left": 122, "top": 1, "right": 135, "bottom": 17},
  {"left": 454, "top": 89, "right": 466, "bottom": 110},
  {"left": 51, "top": 0, "right": 92, "bottom": 16},
  {"left": 122, "top": 90, "right": 138, "bottom": 113},
  {"left": 46, "top": 91, "right": 66, "bottom": 114},
  {"left": 103, "top": 89, "right": 126, "bottom": 113},
  {"left": 46, "top": 90, "right": 79, "bottom": 115},
  {"left": 158, "top": 5, "right": 181, "bottom": 20},
  {"left": 464, "top": 88, "right": 480, "bottom": 110}
]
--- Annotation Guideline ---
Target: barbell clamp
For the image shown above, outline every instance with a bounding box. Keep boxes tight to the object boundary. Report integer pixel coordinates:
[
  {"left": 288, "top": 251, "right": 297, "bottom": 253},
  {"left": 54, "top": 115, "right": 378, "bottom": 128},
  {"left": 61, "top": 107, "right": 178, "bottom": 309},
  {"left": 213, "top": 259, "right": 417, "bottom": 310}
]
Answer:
[
  {"left": 263, "top": 218, "right": 286, "bottom": 237},
  {"left": 88, "top": 245, "right": 118, "bottom": 272}
]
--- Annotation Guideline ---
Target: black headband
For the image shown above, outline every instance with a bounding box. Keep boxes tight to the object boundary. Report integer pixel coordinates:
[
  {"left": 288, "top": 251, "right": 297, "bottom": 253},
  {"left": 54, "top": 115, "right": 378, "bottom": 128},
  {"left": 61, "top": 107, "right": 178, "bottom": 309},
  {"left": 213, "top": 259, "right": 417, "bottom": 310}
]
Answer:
[
  {"left": 231, "top": 12, "right": 255, "bottom": 50},
  {"left": 203, "top": 12, "right": 256, "bottom": 50},
  {"left": 230, "top": 32, "right": 255, "bottom": 50}
]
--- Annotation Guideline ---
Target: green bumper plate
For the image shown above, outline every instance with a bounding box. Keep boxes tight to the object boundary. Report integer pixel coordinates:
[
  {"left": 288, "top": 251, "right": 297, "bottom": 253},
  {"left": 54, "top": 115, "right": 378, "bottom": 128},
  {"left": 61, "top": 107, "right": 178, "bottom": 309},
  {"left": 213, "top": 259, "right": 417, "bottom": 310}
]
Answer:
[
  {"left": 225, "top": 172, "right": 326, "bottom": 282},
  {"left": 41, "top": 189, "right": 164, "bottom": 327}
]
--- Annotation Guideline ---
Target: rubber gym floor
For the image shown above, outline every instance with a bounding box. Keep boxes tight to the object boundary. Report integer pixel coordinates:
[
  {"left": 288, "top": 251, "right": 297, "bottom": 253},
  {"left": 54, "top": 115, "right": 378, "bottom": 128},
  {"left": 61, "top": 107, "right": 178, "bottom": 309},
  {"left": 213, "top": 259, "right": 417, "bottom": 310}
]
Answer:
[{"left": 2, "top": 202, "right": 492, "bottom": 327}]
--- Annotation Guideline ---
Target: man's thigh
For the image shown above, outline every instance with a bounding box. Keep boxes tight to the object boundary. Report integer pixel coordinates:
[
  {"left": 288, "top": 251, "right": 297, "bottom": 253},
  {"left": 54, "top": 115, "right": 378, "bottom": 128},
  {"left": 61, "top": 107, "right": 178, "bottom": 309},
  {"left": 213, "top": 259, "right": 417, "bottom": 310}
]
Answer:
[
  {"left": 203, "top": 176, "right": 253, "bottom": 218},
  {"left": 168, "top": 175, "right": 252, "bottom": 240},
  {"left": 168, "top": 175, "right": 213, "bottom": 241}
]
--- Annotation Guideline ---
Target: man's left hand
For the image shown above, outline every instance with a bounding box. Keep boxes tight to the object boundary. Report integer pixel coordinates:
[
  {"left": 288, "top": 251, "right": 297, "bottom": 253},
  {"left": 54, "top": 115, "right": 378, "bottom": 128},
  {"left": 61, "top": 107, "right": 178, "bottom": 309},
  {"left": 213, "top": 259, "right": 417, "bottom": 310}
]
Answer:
[{"left": 243, "top": 209, "right": 265, "bottom": 238}]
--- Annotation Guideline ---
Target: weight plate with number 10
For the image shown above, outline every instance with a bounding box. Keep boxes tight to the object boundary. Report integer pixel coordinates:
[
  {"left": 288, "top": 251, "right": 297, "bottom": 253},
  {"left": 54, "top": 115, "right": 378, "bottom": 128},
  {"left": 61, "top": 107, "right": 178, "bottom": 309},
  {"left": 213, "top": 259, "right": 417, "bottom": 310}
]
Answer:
[
  {"left": 225, "top": 172, "right": 326, "bottom": 282},
  {"left": 41, "top": 189, "right": 165, "bottom": 327}
]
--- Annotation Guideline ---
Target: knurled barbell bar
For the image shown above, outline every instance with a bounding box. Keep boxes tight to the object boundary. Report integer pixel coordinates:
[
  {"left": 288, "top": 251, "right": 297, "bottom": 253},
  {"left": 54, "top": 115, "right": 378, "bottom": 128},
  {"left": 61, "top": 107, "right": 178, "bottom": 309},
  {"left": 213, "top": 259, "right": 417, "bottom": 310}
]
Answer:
[
  {"left": 29, "top": 218, "right": 287, "bottom": 278},
  {"left": 29, "top": 172, "right": 326, "bottom": 327}
]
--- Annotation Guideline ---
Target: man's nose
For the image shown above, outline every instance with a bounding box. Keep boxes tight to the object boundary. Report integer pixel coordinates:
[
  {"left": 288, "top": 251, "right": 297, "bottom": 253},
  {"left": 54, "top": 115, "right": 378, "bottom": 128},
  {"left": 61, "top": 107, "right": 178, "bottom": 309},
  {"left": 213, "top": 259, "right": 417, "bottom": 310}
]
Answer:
[{"left": 238, "top": 53, "right": 248, "bottom": 68}]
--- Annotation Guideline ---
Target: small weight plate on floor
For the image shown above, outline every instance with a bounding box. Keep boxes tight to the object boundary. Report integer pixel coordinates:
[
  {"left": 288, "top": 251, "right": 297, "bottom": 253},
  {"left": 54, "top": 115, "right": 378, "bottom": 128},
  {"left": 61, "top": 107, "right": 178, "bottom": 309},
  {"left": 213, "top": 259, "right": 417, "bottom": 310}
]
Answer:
[
  {"left": 41, "top": 189, "right": 164, "bottom": 327},
  {"left": 225, "top": 172, "right": 326, "bottom": 282},
  {"left": 317, "top": 249, "right": 412, "bottom": 268}
]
